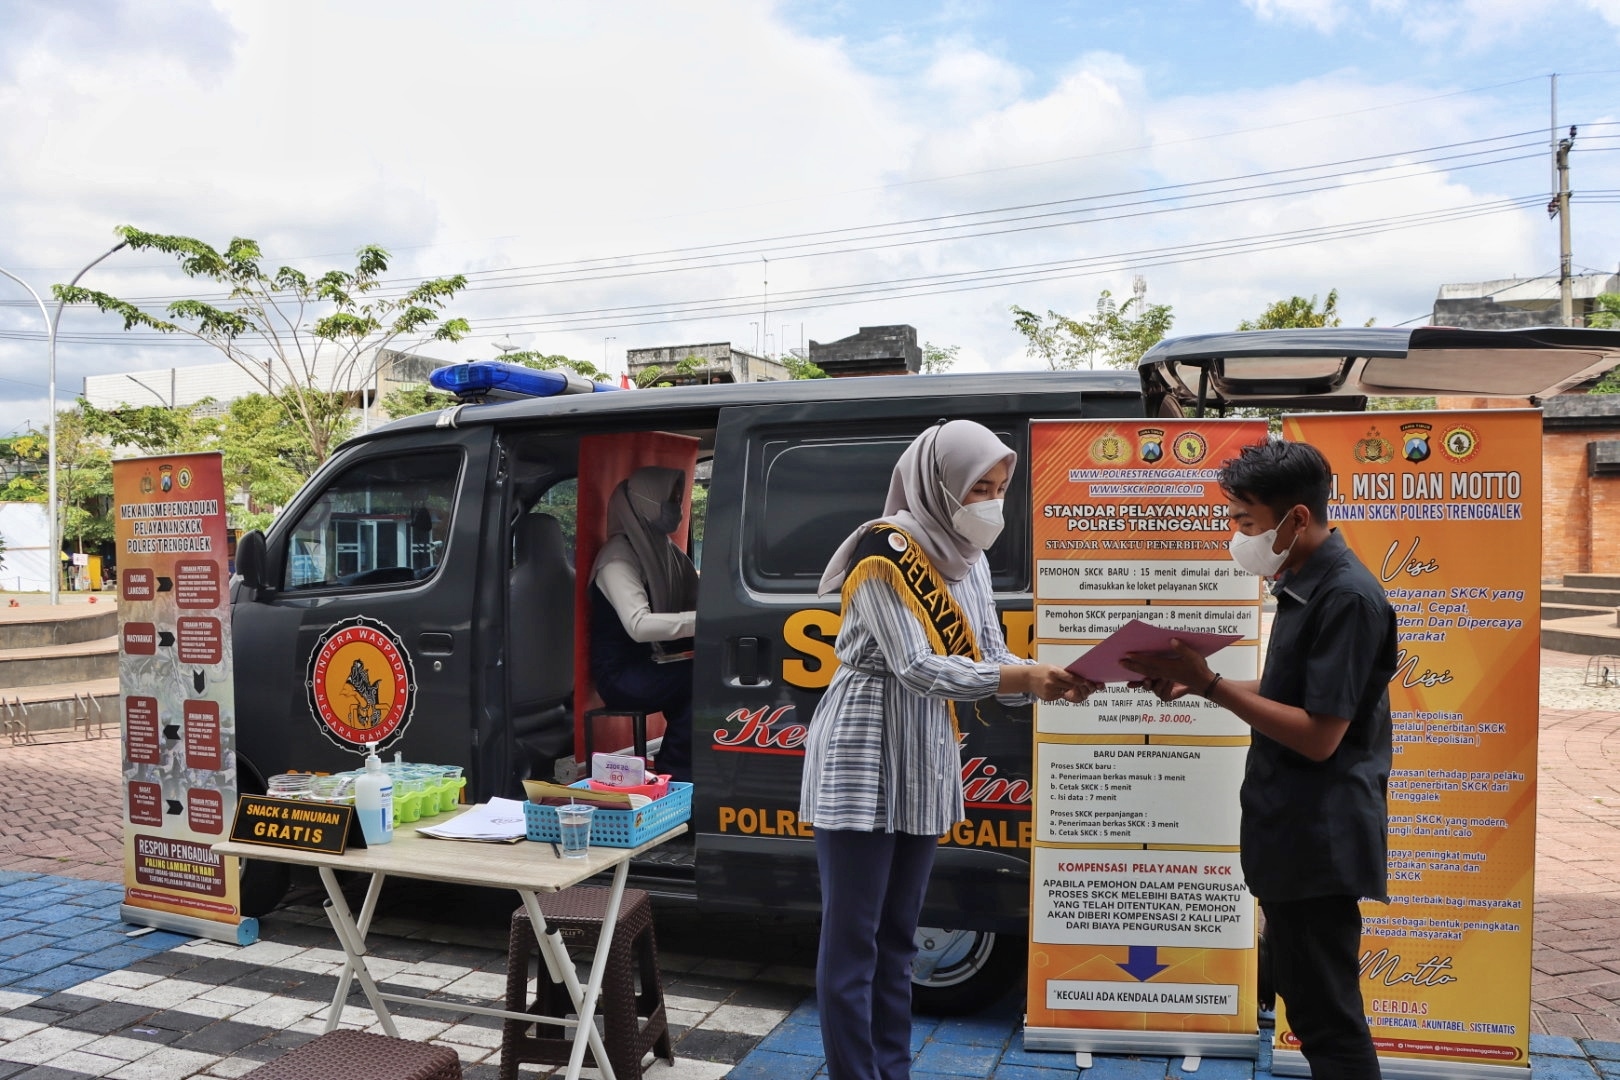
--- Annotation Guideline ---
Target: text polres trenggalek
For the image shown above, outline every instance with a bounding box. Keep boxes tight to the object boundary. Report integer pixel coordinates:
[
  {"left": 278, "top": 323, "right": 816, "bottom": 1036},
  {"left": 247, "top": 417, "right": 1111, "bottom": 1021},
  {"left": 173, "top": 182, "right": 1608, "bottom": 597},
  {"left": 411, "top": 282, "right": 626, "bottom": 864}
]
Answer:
[
  {"left": 1043, "top": 502, "right": 1230, "bottom": 532},
  {"left": 119, "top": 499, "right": 220, "bottom": 555}
]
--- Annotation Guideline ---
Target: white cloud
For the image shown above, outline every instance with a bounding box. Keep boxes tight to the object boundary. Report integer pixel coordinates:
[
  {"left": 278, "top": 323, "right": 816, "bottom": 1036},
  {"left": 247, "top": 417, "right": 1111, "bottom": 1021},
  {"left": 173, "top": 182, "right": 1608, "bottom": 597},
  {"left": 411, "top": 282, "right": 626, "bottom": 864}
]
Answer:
[{"left": 1242, "top": 0, "right": 1348, "bottom": 32}]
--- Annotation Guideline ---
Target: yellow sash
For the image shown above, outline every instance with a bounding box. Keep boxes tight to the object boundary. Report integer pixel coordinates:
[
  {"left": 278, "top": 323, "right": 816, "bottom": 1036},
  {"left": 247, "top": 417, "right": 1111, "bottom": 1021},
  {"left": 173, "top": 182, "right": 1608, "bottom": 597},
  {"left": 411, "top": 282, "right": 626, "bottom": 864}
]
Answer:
[{"left": 840, "top": 524, "right": 983, "bottom": 737}]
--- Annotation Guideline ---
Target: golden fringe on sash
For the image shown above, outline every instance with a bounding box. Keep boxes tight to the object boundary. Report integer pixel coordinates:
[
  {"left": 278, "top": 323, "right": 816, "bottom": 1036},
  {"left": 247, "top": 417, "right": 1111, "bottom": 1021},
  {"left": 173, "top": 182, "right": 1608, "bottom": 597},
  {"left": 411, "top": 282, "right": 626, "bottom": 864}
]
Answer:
[{"left": 840, "top": 551, "right": 985, "bottom": 740}]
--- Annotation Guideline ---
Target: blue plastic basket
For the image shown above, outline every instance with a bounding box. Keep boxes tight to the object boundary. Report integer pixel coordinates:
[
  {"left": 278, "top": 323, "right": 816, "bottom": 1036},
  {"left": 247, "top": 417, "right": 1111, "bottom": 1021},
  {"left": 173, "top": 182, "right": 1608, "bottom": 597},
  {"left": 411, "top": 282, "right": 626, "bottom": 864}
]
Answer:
[{"left": 524, "top": 781, "right": 692, "bottom": 848}]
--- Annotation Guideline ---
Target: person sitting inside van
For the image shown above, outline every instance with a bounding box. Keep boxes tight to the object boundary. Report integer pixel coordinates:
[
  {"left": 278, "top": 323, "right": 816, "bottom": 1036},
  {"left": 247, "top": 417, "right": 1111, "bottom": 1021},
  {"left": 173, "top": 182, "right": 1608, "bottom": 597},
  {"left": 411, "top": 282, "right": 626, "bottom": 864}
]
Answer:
[{"left": 589, "top": 466, "right": 698, "bottom": 782}]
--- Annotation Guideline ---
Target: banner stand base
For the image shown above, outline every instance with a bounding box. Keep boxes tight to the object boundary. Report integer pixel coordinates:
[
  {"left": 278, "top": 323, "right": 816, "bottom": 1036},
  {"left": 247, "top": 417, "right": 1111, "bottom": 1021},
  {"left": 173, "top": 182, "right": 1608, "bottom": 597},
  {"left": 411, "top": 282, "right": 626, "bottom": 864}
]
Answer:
[
  {"left": 1271, "top": 1048, "right": 1527, "bottom": 1078},
  {"left": 1022, "top": 1027, "right": 1258, "bottom": 1060},
  {"left": 121, "top": 904, "right": 259, "bottom": 946}
]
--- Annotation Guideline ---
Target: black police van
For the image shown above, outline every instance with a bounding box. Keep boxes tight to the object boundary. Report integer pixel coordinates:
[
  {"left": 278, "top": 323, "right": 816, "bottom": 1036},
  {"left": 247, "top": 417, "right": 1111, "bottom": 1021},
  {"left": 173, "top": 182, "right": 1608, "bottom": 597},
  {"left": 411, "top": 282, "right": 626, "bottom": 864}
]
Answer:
[{"left": 229, "top": 326, "right": 1619, "bottom": 1011}]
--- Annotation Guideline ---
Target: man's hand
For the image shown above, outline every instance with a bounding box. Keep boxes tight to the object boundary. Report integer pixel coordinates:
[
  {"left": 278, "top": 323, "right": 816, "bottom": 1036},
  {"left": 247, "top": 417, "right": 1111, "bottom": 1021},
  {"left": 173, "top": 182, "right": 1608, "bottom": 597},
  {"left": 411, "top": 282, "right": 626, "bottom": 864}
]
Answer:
[
  {"left": 1120, "top": 640, "right": 1215, "bottom": 699},
  {"left": 1128, "top": 675, "right": 1191, "bottom": 703}
]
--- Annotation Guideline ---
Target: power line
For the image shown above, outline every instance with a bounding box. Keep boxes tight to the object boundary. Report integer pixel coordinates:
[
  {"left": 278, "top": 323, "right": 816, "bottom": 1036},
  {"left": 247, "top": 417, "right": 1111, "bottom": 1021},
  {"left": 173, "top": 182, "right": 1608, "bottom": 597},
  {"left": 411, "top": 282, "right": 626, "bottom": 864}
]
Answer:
[
  {"left": 0, "top": 193, "right": 1545, "bottom": 345},
  {"left": 19, "top": 126, "right": 1599, "bottom": 312}
]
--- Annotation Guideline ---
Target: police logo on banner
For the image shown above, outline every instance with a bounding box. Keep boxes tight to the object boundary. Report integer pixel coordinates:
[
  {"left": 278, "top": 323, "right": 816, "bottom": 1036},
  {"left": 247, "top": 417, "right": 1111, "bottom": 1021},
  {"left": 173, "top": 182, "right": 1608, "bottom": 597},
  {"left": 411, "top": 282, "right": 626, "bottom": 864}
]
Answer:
[
  {"left": 1401, "top": 422, "right": 1433, "bottom": 463},
  {"left": 306, "top": 615, "right": 416, "bottom": 753},
  {"left": 1137, "top": 428, "right": 1165, "bottom": 463}
]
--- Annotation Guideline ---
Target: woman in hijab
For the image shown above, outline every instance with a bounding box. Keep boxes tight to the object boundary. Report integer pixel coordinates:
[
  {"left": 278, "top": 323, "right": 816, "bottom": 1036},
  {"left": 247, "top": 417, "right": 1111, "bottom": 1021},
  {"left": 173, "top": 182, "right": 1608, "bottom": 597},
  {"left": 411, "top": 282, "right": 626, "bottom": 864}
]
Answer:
[
  {"left": 801, "top": 420, "right": 1098, "bottom": 1080},
  {"left": 589, "top": 466, "right": 700, "bottom": 782}
]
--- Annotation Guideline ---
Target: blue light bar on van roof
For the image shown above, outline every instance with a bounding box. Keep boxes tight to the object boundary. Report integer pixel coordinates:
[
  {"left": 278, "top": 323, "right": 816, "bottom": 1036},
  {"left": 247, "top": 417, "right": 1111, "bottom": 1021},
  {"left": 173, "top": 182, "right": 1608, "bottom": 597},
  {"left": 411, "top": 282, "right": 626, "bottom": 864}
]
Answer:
[{"left": 429, "top": 361, "right": 623, "bottom": 401}]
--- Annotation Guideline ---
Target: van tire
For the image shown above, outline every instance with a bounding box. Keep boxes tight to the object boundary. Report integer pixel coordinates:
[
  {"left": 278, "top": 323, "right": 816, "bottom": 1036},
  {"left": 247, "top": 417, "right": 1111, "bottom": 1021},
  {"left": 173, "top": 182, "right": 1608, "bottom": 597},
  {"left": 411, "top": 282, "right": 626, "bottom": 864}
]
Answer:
[
  {"left": 911, "top": 927, "right": 1023, "bottom": 1016},
  {"left": 236, "top": 757, "right": 291, "bottom": 918}
]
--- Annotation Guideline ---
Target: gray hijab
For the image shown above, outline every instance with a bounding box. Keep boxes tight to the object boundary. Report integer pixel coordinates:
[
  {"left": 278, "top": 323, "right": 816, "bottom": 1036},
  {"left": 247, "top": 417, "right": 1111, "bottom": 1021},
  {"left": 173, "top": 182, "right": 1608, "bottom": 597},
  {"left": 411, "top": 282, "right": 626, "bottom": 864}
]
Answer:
[
  {"left": 819, "top": 419, "right": 1015, "bottom": 593},
  {"left": 593, "top": 466, "right": 699, "bottom": 612}
]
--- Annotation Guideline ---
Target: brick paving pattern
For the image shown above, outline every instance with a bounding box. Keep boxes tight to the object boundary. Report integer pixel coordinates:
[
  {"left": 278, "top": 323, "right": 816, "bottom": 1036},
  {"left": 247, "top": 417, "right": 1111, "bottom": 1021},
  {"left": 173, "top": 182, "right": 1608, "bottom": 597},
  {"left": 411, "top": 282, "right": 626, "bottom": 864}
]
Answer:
[{"left": 0, "top": 733, "right": 123, "bottom": 882}]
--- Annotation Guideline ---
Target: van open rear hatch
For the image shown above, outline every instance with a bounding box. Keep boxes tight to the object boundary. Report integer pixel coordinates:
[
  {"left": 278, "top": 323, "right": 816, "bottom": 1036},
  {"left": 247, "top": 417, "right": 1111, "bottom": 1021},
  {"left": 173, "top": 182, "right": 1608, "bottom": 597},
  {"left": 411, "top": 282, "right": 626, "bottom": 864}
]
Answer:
[{"left": 1138, "top": 326, "right": 1620, "bottom": 417}]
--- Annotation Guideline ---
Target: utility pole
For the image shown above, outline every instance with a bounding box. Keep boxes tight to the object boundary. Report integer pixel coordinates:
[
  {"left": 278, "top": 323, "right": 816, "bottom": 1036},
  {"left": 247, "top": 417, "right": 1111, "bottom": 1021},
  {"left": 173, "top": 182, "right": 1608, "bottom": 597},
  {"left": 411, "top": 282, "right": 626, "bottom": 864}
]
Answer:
[
  {"left": 761, "top": 257, "right": 769, "bottom": 358},
  {"left": 1549, "top": 125, "right": 1577, "bottom": 327}
]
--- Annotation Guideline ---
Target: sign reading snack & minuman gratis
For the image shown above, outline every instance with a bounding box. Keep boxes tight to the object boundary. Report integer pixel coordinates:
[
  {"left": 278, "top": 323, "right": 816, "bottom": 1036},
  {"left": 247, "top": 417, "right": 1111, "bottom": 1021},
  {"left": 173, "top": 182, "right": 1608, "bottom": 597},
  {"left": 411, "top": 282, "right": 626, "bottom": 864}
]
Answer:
[
  {"left": 1024, "top": 419, "right": 1267, "bottom": 1060},
  {"left": 230, "top": 794, "right": 362, "bottom": 855},
  {"left": 114, "top": 452, "right": 254, "bottom": 944},
  {"left": 1282, "top": 410, "right": 1540, "bottom": 1078}
]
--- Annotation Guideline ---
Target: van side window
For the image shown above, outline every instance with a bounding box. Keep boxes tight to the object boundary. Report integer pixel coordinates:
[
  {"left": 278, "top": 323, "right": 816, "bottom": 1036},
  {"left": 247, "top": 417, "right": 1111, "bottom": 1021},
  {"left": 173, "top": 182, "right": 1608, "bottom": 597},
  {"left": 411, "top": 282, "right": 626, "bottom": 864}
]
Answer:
[
  {"left": 531, "top": 477, "right": 578, "bottom": 565},
  {"left": 746, "top": 429, "right": 1025, "bottom": 593},
  {"left": 282, "top": 451, "right": 462, "bottom": 591}
]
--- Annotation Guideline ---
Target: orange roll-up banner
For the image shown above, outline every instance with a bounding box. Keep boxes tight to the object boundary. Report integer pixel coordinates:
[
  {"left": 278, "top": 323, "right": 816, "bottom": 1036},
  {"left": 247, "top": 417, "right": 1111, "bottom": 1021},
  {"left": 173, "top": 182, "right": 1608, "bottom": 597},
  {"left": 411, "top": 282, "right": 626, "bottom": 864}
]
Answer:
[
  {"left": 1279, "top": 411, "right": 1539, "bottom": 1078},
  {"left": 1024, "top": 419, "right": 1267, "bottom": 1059},
  {"left": 113, "top": 453, "right": 253, "bottom": 944}
]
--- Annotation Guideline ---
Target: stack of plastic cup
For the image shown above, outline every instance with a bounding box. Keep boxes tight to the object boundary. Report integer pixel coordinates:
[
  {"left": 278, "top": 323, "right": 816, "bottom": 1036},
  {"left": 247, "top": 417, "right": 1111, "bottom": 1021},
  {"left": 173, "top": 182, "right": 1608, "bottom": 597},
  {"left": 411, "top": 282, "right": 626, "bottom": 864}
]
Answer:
[{"left": 267, "top": 774, "right": 313, "bottom": 798}]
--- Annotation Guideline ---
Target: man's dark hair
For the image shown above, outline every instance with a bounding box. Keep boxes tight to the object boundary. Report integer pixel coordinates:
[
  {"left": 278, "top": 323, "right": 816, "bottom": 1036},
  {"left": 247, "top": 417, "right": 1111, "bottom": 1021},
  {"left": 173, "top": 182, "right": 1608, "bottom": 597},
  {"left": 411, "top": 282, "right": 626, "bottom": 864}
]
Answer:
[{"left": 1218, "top": 439, "right": 1331, "bottom": 522}]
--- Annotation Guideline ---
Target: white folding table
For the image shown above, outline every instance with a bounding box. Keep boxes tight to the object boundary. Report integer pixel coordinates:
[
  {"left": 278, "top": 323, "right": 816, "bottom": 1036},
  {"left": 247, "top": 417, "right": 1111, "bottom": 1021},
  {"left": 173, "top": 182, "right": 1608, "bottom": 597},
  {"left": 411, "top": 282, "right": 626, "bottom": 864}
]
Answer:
[{"left": 215, "top": 819, "right": 685, "bottom": 1080}]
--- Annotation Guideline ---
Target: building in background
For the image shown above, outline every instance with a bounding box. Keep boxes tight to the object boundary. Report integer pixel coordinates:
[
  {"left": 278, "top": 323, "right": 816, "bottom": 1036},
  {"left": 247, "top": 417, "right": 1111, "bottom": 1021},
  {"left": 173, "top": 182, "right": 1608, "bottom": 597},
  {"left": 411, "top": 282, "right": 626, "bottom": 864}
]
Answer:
[
  {"left": 82, "top": 348, "right": 450, "bottom": 428},
  {"left": 1432, "top": 269, "right": 1619, "bottom": 329},
  {"left": 625, "top": 343, "right": 786, "bottom": 386},
  {"left": 808, "top": 324, "right": 921, "bottom": 377}
]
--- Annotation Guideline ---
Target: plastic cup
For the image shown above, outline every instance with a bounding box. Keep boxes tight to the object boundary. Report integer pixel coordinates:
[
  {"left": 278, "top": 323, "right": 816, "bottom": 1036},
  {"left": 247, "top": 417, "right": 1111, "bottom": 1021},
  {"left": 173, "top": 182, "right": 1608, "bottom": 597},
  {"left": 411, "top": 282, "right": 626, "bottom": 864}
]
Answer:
[
  {"left": 556, "top": 804, "right": 595, "bottom": 859},
  {"left": 397, "top": 778, "right": 425, "bottom": 823},
  {"left": 267, "top": 773, "right": 312, "bottom": 798}
]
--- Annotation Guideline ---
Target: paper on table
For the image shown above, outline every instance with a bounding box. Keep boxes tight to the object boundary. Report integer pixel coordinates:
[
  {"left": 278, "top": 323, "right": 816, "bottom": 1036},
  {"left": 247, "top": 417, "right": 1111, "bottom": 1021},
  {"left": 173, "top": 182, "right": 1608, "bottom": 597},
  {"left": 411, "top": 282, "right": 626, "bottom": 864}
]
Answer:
[
  {"left": 416, "top": 797, "right": 529, "bottom": 843},
  {"left": 1065, "top": 618, "right": 1241, "bottom": 684}
]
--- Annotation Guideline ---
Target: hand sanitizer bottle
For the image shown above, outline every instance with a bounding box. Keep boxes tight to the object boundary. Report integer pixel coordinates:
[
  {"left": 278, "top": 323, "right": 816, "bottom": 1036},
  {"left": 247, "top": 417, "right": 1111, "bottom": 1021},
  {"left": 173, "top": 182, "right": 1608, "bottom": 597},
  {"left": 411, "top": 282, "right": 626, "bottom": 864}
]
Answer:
[{"left": 355, "top": 742, "right": 393, "bottom": 845}]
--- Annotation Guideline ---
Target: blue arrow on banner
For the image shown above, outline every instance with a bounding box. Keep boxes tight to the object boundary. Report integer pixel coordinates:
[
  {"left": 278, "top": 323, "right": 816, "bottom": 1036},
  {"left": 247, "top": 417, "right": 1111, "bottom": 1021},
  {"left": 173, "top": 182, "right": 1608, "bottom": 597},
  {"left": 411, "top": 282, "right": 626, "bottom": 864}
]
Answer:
[{"left": 1117, "top": 945, "right": 1169, "bottom": 981}]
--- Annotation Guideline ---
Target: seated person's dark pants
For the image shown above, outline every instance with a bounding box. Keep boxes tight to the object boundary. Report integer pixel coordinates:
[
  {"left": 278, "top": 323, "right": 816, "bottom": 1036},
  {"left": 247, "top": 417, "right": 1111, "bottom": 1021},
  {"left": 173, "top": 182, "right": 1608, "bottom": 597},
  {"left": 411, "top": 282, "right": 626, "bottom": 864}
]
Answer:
[{"left": 593, "top": 661, "right": 693, "bottom": 782}]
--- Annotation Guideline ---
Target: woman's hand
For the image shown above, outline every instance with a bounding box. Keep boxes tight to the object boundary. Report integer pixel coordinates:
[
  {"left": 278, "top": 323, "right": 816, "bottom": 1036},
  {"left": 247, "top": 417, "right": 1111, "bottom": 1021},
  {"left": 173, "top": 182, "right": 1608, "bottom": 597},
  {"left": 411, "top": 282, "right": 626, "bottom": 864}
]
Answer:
[{"left": 1001, "top": 664, "right": 1098, "bottom": 703}]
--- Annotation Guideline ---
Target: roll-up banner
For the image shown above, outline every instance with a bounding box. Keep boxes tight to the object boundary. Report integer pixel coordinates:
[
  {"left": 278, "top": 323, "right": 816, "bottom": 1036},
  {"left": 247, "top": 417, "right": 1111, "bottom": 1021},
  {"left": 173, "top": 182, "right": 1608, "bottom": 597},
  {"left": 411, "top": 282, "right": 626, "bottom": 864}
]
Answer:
[
  {"left": 1025, "top": 419, "right": 1267, "bottom": 1059},
  {"left": 1280, "top": 410, "right": 1539, "bottom": 1078},
  {"left": 113, "top": 453, "right": 254, "bottom": 945}
]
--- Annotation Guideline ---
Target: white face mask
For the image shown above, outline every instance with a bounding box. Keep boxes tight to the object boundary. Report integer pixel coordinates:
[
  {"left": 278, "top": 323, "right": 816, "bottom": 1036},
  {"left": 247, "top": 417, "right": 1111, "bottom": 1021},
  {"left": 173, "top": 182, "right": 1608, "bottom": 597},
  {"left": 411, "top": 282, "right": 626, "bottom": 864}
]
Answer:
[
  {"left": 1228, "top": 520, "right": 1298, "bottom": 577},
  {"left": 951, "top": 497, "right": 1005, "bottom": 550}
]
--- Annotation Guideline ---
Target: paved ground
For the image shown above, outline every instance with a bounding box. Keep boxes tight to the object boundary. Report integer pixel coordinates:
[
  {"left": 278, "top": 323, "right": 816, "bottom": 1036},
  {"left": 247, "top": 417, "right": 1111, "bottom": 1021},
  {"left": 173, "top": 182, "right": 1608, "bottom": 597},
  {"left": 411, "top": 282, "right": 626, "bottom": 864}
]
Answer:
[{"left": 0, "top": 649, "right": 1619, "bottom": 1076}]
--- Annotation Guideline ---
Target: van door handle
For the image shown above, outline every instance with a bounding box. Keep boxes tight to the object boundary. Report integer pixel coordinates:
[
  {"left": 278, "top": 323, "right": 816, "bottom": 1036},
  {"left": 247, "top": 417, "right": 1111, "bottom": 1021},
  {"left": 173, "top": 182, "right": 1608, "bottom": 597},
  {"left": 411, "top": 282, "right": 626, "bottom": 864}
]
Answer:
[
  {"left": 418, "top": 633, "right": 453, "bottom": 655},
  {"left": 734, "top": 636, "right": 763, "bottom": 685}
]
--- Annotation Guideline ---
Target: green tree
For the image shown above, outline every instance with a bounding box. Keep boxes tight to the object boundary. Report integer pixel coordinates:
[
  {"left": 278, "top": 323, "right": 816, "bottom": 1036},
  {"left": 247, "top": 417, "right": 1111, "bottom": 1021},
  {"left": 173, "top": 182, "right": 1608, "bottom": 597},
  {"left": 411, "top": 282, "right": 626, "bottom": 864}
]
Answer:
[
  {"left": 636, "top": 354, "right": 710, "bottom": 388},
  {"left": 1237, "top": 289, "right": 1345, "bottom": 330},
  {"left": 1012, "top": 290, "right": 1174, "bottom": 370},
  {"left": 218, "top": 391, "right": 355, "bottom": 531},
  {"left": 55, "top": 226, "right": 470, "bottom": 466},
  {"left": 79, "top": 398, "right": 216, "bottom": 454},
  {"left": 1588, "top": 294, "right": 1620, "bottom": 393},
  {"left": 782, "top": 354, "right": 827, "bottom": 379},
  {"left": 0, "top": 433, "right": 47, "bottom": 501},
  {"left": 505, "top": 352, "right": 613, "bottom": 382},
  {"left": 921, "top": 342, "right": 958, "bottom": 375},
  {"left": 53, "top": 408, "right": 113, "bottom": 554},
  {"left": 1590, "top": 292, "right": 1620, "bottom": 330},
  {"left": 381, "top": 384, "right": 457, "bottom": 419}
]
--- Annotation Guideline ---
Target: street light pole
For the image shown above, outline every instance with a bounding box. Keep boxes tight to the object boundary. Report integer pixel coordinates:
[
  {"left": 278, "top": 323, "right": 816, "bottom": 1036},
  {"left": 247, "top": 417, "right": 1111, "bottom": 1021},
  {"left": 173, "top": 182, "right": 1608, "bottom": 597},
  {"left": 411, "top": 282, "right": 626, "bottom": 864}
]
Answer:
[
  {"left": 603, "top": 336, "right": 616, "bottom": 372},
  {"left": 0, "top": 265, "right": 54, "bottom": 598},
  {"left": 48, "top": 240, "right": 129, "bottom": 604}
]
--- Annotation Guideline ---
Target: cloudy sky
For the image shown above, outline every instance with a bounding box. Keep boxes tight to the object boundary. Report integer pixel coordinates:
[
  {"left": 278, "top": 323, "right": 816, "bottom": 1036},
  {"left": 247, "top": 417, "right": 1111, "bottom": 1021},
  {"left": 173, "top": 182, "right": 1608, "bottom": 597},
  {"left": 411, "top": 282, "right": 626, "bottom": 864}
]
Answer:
[{"left": 1, "top": 0, "right": 1618, "bottom": 434}]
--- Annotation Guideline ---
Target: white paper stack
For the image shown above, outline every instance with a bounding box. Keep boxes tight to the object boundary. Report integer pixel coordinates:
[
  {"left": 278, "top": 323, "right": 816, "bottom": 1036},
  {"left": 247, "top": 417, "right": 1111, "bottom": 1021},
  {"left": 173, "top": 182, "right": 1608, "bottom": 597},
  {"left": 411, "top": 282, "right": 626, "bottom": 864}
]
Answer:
[{"left": 416, "top": 797, "right": 529, "bottom": 843}]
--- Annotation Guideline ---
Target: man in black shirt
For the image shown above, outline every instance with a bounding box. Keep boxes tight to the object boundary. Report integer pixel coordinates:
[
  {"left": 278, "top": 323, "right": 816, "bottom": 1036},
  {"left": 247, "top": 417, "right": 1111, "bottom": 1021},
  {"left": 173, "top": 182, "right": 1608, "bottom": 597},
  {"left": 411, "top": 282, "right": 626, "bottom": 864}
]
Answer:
[{"left": 1124, "top": 440, "right": 1397, "bottom": 1080}]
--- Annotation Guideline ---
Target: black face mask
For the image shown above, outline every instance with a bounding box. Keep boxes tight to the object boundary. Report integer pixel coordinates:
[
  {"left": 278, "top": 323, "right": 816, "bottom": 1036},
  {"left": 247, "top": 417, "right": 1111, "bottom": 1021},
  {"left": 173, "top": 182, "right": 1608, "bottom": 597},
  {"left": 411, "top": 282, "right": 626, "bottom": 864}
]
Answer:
[{"left": 653, "top": 502, "right": 682, "bottom": 535}]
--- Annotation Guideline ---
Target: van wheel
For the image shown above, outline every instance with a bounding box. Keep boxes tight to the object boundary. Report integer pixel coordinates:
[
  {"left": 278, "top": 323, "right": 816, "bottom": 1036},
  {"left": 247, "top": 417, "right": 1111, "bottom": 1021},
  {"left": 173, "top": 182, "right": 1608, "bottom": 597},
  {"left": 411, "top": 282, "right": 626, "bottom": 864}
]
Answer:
[
  {"left": 911, "top": 927, "right": 1022, "bottom": 1016},
  {"left": 236, "top": 757, "right": 291, "bottom": 918}
]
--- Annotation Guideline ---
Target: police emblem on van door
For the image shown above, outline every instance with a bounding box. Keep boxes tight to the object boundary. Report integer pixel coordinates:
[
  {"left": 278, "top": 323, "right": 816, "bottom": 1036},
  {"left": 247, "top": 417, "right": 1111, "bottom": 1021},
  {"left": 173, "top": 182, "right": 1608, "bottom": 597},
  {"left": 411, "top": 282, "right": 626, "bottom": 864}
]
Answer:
[{"left": 306, "top": 616, "right": 416, "bottom": 752}]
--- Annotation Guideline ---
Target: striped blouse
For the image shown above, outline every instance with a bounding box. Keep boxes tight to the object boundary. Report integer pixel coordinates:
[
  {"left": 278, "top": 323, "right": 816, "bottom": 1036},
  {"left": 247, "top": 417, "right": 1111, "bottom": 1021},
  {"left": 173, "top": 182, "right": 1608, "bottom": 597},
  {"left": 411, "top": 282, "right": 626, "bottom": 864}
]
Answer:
[{"left": 798, "top": 553, "right": 1031, "bottom": 836}]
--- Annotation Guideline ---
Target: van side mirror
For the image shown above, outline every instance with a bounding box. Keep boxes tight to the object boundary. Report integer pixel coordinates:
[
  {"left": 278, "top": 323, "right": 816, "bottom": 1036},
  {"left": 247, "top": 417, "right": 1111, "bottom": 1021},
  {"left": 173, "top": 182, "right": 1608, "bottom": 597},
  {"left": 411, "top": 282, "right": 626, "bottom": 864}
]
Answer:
[{"left": 236, "top": 530, "right": 271, "bottom": 595}]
